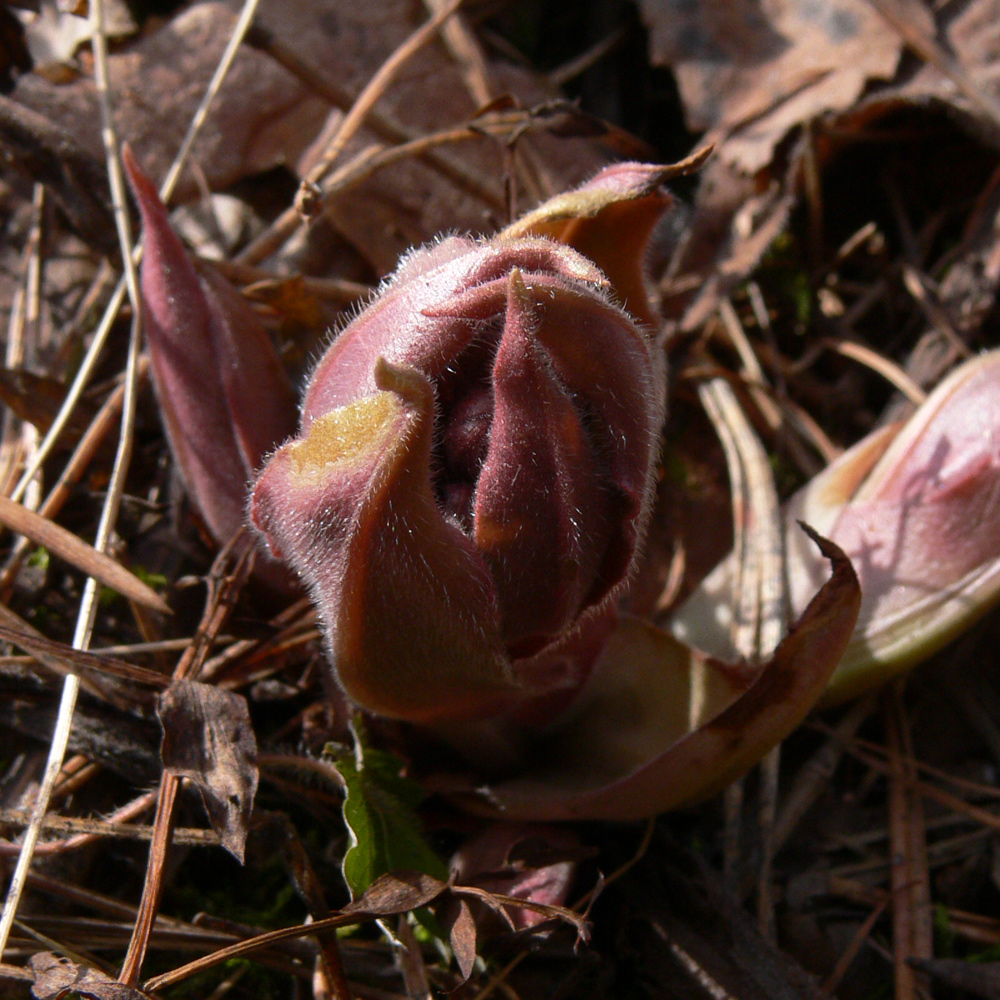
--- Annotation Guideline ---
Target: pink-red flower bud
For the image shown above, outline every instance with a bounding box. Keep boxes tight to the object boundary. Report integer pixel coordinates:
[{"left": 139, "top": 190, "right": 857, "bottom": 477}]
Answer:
[{"left": 250, "top": 236, "right": 665, "bottom": 722}]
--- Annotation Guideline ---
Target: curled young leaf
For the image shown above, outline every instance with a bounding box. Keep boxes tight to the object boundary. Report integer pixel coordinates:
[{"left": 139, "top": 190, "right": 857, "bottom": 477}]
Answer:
[
  {"left": 673, "top": 350, "right": 1000, "bottom": 705},
  {"left": 456, "top": 532, "right": 859, "bottom": 820}
]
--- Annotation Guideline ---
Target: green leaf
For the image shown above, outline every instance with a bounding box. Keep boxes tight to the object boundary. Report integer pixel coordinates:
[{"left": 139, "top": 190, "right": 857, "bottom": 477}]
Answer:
[
  {"left": 26, "top": 546, "right": 49, "bottom": 570},
  {"left": 336, "top": 732, "right": 447, "bottom": 901}
]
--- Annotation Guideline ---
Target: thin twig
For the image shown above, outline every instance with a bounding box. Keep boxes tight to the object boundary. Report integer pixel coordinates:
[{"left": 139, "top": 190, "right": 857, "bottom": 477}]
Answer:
[
  {"left": 0, "top": 495, "right": 167, "bottom": 612},
  {"left": 810, "top": 720, "right": 1000, "bottom": 804},
  {"left": 117, "top": 777, "right": 179, "bottom": 985},
  {"left": 245, "top": 21, "right": 504, "bottom": 214},
  {"left": 158, "top": 0, "right": 264, "bottom": 205},
  {"left": 821, "top": 337, "right": 927, "bottom": 405},
  {"left": 547, "top": 26, "right": 627, "bottom": 87},
  {"left": 718, "top": 298, "right": 823, "bottom": 478},
  {"left": 821, "top": 893, "right": 892, "bottom": 995},
  {"left": 900, "top": 264, "right": 972, "bottom": 360},
  {"left": 773, "top": 694, "right": 878, "bottom": 851},
  {"left": 756, "top": 745, "right": 779, "bottom": 941},
  {"left": 240, "top": 0, "right": 468, "bottom": 268},
  {"left": 884, "top": 683, "right": 933, "bottom": 1000},
  {"left": 0, "top": 809, "right": 220, "bottom": 846},
  {"left": 208, "top": 259, "right": 370, "bottom": 304},
  {"left": 0, "top": 793, "right": 156, "bottom": 858},
  {"left": 239, "top": 105, "right": 549, "bottom": 268},
  {"left": 0, "top": 287, "right": 27, "bottom": 495},
  {"left": 0, "top": 358, "right": 151, "bottom": 595}
]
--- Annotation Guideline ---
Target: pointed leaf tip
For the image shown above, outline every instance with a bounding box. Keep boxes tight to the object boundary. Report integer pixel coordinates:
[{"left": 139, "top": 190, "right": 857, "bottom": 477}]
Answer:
[
  {"left": 124, "top": 148, "right": 296, "bottom": 551},
  {"left": 499, "top": 158, "right": 709, "bottom": 327}
]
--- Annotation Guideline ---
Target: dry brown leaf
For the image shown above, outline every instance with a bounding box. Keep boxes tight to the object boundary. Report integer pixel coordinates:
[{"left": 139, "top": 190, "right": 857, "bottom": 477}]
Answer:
[
  {"left": 444, "top": 897, "right": 477, "bottom": 983},
  {"left": 157, "top": 680, "right": 258, "bottom": 863},
  {"left": 11, "top": 2, "right": 318, "bottom": 201},
  {"left": 340, "top": 869, "right": 447, "bottom": 915},
  {"left": 29, "top": 953, "right": 152, "bottom": 1000},
  {"left": 862, "top": 0, "right": 1000, "bottom": 131},
  {"left": 261, "top": 0, "right": 610, "bottom": 271},
  {"left": 639, "top": 0, "right": 907, "bottom": 173},
  {"left": 0, "top": 367, "right": 99, "bottom": 442},
  {"left": 0, "top": 92, "right": 117, "bottom": 255},
  {"left": 657, "top": 0, "right": 1000, "bottom": 327}
]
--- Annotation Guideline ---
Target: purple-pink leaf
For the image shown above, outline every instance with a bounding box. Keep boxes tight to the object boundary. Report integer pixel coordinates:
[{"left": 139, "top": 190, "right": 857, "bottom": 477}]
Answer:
[
  {"left": 247, "top": 159, "right": 859, "bottom": 821},
  {"left": 459, "top": 532, "right": 859, "bottom": 821},
  {"left": 500, "top": 153, "right": 710, "bottom": 327},
  {"left": 450, "top": 823, "right": 580, "bottom": 930},
  {"left": 124, "top": 146, "right": 297, "bottom": 548},
  {"left": 675, "top": 349, "right": 1000, "bottom": 705}
]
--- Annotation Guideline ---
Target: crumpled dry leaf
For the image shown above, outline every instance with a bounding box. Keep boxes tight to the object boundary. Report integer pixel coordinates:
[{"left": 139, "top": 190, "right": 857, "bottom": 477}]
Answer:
[
  {"left": 639, "top": 0, "right": 908, "bottom": 174},
  {"left": 12, "top": 1, "right": 316, "bottom": 200},
  {"left": 449, "top": 823, "right": 580, "bottom": 931},
  {"left": 848, "top": 0, "right": 1000, "bottom": 139},
  {"left": 29, "top": 953, "right": 151, "bottom": 1000},
  {"left": 157, "top": 679, "right": 258, "bottom": 863},
  {"left": 654, "top": 0, "right": 1000, "bottom": 327}
]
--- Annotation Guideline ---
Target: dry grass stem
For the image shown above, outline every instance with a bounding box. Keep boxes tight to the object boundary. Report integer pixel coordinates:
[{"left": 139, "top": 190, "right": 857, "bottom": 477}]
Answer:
[
  {"left": 884, "top": 684, "right": 932, "bottom": 1000},
  {"left": 0, "top": 184, "right": 43, "bottom": 498},
  {"left": 697, "top": 374, "right": 786, "bottom": 659}
]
